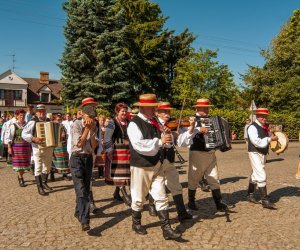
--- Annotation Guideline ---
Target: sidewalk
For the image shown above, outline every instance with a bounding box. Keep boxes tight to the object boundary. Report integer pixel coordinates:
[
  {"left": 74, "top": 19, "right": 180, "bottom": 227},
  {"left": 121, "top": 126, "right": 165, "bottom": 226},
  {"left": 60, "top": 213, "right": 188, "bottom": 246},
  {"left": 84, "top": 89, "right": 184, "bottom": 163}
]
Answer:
[{"left": 0, "top": 143, "right": 299, "bottom": 249}]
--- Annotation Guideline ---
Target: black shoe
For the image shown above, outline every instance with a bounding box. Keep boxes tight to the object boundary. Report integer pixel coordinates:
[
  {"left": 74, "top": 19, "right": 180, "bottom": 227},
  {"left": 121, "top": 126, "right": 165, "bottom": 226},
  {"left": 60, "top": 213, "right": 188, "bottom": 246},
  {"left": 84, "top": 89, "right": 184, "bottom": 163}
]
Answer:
[
  {"left": 81, "top": 223, "right": 90, "bottom": 231},
  {"left": 18, "top": 176, "right": 26, "bottom": 187},
  {"left": 132, "top": 210, "right": 147, "bottom": 235},
  {"left": 259, "top": 186, "right": 276, "bottom": 209},
  {"left": 113, "top": 187, "right": 123, "bottom": 201},
  {"left": 212, "top": 189, "right": 228, "bottom": 212},
  {"left": 247, "top": 194, "right": 259, "bottom": 204},
  {"left": 188, "top": 189, "right": 198, "bottom": 211},
  {"left": 120, "top": 187, "right": 132, "bottom": 207},
  {"left": 42, "top": 173, "right": 53, "bottom": 191},
  {"left": 35, "top": 175, "right": 48, "bottom": 196},
  {"left": 148, "top": 194, "right": 157, "bottom": 216},
  {"left": 157, "top": 210, "right": 181, "bottom": 240},
  {"left": 173, "top": 194, "right": 193, "bottom": 222}
]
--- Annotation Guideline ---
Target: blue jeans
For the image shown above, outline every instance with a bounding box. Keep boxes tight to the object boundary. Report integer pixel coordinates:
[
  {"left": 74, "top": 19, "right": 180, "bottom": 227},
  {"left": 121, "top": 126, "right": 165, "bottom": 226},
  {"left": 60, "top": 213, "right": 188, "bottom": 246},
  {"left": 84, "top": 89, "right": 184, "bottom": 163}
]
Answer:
[{"left": 70, "top": 154, "right": 93, "bottom": 224}]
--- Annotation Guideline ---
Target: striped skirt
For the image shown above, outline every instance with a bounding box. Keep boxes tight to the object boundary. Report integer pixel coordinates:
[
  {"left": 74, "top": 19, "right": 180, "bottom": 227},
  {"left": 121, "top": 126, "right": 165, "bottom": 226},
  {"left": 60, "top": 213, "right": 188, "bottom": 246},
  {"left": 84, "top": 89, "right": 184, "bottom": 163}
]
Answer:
[
  {"left": 12, "top": 140, "right": 31, "bottom": 172},
  {"left": 105, "top": 143, "right": 130, "bottom": 186},
  {"left": 52, "top": 144, "right": 70, "bottom": 173}
]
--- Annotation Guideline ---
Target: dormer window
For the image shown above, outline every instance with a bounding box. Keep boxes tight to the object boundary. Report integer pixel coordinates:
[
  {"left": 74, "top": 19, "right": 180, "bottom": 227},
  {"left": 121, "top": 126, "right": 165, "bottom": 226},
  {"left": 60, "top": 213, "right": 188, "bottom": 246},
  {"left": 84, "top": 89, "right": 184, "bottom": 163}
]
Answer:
[
  {"left": 39, "top": 85, "right": 52, "bottom": 103},
  {"left": 40, "top": 92, "right": 50, "bottom": 102}
]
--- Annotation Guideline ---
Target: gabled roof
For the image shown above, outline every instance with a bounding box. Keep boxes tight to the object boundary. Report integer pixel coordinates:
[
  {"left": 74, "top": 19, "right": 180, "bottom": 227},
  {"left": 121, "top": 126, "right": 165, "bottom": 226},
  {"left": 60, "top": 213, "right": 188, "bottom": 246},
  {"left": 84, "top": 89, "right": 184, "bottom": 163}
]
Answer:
[
  {"left": 0, "top": 69, "right": 28, "bottom": 85},
  {"left": 22, "top": 77, "right": 62, "bottom": 99}
]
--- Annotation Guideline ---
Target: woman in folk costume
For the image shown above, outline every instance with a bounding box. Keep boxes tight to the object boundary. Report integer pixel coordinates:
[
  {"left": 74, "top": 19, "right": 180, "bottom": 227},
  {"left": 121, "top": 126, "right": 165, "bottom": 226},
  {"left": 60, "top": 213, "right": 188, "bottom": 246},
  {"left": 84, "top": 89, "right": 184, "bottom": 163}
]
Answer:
[
  {"left": 52, "top": 114, "right": 70, "bottom": 180},
  {"left": 94, "top": 115, "right": 107, "bottom": 178},
  {"left": 7, "top": 109, "right": 31, "bottom": 187},
  {"left": 104, "top": 102, "right": 131, "bottom": 206}
]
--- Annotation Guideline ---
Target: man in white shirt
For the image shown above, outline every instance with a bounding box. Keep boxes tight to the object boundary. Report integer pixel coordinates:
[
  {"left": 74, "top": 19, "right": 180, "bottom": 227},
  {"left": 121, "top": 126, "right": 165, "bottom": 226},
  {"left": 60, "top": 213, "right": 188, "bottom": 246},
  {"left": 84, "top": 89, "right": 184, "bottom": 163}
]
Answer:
[
  {"left": 146, "top": 101, "right": 193, "bottom": 222},
  {"left": 246, "top": 108, "right": 278, "bottom": 209},
  {"left": 62, "top": 112, "right": 73, "bottom": 159},
  {"left": 127, "top": 94, "right": 181, "bottom": 240},
  {"left": 22, "top": 104, "right": 54, "bottom": 196}
]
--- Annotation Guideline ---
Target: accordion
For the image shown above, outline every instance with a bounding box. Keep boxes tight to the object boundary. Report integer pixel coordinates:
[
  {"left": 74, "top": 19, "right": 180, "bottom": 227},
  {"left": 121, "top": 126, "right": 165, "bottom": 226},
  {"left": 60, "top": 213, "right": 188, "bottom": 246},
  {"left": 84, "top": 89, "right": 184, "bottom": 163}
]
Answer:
[
  {"left": 36, "top": 122, "right": 63, "bottom": 149},
  {"left": 199, "top": 116, "right": 232, "bottom": 152}
]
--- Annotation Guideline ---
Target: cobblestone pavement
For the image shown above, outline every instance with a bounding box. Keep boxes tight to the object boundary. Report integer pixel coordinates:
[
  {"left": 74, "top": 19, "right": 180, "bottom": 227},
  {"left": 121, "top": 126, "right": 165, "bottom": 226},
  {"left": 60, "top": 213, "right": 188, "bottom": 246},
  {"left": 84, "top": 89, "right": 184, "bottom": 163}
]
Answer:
[{"left": 0, "top": 143, "right": 299, "bottom": 250}]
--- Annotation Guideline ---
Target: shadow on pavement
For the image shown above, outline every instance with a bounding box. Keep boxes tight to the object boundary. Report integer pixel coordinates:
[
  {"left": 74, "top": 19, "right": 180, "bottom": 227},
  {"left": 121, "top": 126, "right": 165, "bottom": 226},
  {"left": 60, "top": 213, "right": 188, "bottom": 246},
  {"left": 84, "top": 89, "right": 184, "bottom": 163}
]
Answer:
[
  {"left": 269, "top": 186, "right": 300, "bottom": 202},
  {"left": 220, "top": 176, "right": 248, "bottom": 184}
]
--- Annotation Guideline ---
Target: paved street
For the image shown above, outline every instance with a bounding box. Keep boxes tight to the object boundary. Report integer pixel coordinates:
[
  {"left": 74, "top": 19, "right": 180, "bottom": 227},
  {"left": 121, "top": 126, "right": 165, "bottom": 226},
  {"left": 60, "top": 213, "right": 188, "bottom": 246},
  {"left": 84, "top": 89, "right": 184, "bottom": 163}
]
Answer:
[{"left": 0, "top": 142, "right": 299, "bottom": 249}]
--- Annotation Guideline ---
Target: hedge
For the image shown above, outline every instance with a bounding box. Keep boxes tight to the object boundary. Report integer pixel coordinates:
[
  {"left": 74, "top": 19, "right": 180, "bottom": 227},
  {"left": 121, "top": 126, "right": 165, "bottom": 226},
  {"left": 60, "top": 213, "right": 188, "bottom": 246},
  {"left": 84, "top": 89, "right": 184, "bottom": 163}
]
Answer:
[{"left": 171, "top": 108, "right": 300, "bottom": 140}]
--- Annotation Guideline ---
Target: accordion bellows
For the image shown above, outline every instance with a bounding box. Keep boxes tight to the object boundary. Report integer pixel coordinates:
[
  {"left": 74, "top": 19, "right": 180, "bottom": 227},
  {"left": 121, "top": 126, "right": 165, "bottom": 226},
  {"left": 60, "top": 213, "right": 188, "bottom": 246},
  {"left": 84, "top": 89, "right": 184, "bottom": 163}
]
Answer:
[{"left": 36, "top": 122, "right": 62, "bottom": 148}]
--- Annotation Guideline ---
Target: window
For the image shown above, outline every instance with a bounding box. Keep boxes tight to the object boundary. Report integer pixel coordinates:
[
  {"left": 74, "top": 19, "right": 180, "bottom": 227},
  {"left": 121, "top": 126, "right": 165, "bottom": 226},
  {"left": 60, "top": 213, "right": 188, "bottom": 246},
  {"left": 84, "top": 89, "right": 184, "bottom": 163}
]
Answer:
[
  {"left": 14, "top": 90, "right": 22, "bottom": 100},
  {"left": 0, "top": 89, "right": 4, "bottom": 99},
  {"left": 40, "top": 93, "right": 50, "bottom": 102}
]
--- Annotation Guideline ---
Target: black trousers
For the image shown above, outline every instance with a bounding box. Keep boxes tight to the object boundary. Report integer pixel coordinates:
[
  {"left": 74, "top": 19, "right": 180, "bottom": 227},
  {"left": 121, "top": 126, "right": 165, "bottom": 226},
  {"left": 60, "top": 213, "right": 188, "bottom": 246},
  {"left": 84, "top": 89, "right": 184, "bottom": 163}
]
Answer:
[{"left": 70, "top": 154, "right": 93, "bottom": 225}]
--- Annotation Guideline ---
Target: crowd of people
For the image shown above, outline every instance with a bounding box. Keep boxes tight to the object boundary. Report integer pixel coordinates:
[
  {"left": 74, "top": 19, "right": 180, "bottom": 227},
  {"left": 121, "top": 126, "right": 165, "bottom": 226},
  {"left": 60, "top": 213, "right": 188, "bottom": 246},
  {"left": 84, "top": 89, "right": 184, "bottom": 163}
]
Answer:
[{"left": 0, "top": 95, "right": 298, "bottom": 240}]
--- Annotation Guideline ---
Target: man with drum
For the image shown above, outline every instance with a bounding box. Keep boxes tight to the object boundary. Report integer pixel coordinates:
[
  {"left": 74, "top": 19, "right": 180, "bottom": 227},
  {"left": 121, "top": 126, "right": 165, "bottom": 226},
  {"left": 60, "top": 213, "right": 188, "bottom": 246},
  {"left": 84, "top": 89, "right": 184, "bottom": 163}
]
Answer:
[
  {"left": 22, "top": 104, "right": 54, "bottom": 196},
  {"left": 127, "top": 94, "right": 181, "bottom": 240},
  {"left": 246, "top": 108, "right": 278, "bottom": 209},
  {"left": 177, "top": 98, "right": 229, "bottom": 212}
]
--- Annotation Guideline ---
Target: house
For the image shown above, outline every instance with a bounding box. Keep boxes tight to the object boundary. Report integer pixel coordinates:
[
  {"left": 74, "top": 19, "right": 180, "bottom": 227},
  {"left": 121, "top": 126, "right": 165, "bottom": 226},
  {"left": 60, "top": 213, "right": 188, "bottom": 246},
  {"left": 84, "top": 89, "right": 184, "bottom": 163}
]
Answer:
[{"left": 0, "top": 69, "right": 64, "bottom": 116}]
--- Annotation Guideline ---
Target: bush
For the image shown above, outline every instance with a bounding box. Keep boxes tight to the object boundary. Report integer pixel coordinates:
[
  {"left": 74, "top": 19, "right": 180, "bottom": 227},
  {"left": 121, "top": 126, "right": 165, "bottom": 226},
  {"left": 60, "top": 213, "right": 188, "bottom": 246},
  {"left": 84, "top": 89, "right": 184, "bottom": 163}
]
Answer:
[{"left": 171, "top": 108, "right": 300, "bottom": 140}]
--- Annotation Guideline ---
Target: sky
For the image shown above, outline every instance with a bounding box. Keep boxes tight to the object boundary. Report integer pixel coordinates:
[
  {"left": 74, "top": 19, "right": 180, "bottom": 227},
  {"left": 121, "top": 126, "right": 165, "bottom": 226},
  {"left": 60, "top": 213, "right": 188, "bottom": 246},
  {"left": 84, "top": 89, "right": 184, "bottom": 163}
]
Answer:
[{"left": 0, "top": 0, "right": 299, "bottom": 85}]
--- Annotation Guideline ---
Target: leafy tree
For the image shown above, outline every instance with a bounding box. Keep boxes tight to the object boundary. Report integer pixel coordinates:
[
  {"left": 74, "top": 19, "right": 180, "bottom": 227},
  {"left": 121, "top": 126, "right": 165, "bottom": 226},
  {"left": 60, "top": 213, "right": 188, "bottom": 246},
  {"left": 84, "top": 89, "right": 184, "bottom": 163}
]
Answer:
[
  {"left": 243, "top": 9, "right": 300, "bottom": 117},
  {"left": 171, "top": 48, "right": 240, "bottom": 109},
  {"left": 116, "top": 0, "right": 194, "bottom": 101}
]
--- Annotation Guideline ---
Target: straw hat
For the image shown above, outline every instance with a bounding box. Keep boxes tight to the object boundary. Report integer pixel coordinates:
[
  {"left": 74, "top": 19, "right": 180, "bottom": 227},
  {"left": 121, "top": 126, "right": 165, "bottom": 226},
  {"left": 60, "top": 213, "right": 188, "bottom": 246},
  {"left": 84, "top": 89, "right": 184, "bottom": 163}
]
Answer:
[
  {"left": 157, "top": 102, "right": 175, "bottom": 110},
  {"left": 193, "top": 98, "right": 213, "bottom": 107},
  {"left": 256, "top": 108, "right": 269, "bottom": 115},
  {"left": 133, "top": 94, "right": 159, "bottom": 107},
  {"left": 36, "top": 104, "right": 46, "bottom": 110},
  {"left": 80, "top": 97, "right": 98, "bottom": 108}
]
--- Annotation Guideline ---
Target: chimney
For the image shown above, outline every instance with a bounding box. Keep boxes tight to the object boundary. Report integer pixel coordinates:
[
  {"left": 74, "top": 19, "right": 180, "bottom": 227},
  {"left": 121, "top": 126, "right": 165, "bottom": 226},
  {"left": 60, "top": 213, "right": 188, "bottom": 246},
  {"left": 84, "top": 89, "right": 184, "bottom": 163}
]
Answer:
[{"left": 39, "top": 71, "right": 49, "bottom": 84}]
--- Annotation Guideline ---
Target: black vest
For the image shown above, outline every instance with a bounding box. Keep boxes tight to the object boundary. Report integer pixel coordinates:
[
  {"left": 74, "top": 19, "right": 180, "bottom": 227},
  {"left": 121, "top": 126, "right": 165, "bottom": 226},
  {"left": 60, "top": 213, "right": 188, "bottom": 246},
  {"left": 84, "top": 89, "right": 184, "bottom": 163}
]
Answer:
[
  {"left": 247, "top": 122, "right": 269, "bottom": 155},
  {"left": 112, "top": 118, "right": 129, "bottom": 144},
  {"left": 129, "top": 116, "right": 162, "bottom": 167},
  {"left": 190, "top": 115, "right": 208, "bottom": 151}
]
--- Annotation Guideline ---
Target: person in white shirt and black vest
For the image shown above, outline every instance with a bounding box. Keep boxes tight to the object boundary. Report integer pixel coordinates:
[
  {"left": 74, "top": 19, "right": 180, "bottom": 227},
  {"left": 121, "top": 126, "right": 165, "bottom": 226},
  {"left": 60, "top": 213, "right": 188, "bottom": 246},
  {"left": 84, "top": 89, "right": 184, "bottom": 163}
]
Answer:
[
  {"left": 177, "top": 98, "right": 229, "bottom": 212},
  {"left": 246, "top": 108, "right": 278, "bottom": 209},
  {"left": 22, "top": 104, "right": 54, "bottom": 196},
  {"left": 127, "top": 94, "right": 181, "bottom": 240},
  {"left": 146, "top": 101, "right": 193, "bottom": 223}
]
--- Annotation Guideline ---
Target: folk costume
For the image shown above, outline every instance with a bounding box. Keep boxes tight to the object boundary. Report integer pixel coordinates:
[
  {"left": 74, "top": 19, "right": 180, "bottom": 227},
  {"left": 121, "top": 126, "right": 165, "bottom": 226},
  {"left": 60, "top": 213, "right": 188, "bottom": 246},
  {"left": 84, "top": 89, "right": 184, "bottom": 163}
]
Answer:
[
  {"left": 52, "top": 126, "right": 70, "bottom": 175},
  {"left": 2, "top": 117, "right": 16, "bottom": 167},
  {"left": 247, "top": 108, "right": 276, "bottom": 209},
  {"left": 177, "top": 98, "right": 228, "bottom": 212},
  {"left": 128, "top": 94, "right": 181, "bottom": 240},
  {"left": 8, "top": 121, "right": 31, "bottom": 187},
  {"left": 22, "top": 105, "right": 54, "bottom": 196},
  {"left": 104, "top": 116, "right": 131, "bottom": 205},
  {"left": 148, "top": 102, "right": 192, "bottom": 222}
]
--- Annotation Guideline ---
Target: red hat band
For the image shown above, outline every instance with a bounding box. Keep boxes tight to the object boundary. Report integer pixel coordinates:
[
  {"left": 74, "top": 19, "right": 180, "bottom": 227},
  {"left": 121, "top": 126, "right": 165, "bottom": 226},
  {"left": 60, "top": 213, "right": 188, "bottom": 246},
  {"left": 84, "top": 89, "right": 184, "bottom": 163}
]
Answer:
[
  {"left": 157, "top": 104, "right": 172, "bottom": 109},
  {"left": 139, "top": 99, "right": 157, "bottom": 104},
  {"left": 196, "top": 101, "right": 210, "bottom": 106},
  {"left": 82, "top": 98, "right": 95, "bottom": 105}
]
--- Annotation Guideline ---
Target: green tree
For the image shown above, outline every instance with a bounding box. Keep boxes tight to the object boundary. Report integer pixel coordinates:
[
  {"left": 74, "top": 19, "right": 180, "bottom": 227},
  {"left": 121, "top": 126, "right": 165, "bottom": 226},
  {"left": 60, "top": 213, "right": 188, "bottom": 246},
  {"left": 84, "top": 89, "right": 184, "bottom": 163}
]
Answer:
[
  {"left": 243, "top": 9, "right": 300, "bottom": 117},
  {"left": 116, "top": 0, "right": 194, "bottom": 101},
  {"left": 60, "top": 0, "right": 134, "bottom": 110},
  {"left": 171, "top": 48, "right": 240, "bottom": 108}
]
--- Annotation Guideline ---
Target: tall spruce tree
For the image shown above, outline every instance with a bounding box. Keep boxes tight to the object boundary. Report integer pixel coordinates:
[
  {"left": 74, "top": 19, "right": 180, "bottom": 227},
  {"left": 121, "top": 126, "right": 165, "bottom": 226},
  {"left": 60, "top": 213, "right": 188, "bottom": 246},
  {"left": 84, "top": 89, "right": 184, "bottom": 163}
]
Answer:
[{"left": 60, "top": 0, "right": 133, "bottom": 110}]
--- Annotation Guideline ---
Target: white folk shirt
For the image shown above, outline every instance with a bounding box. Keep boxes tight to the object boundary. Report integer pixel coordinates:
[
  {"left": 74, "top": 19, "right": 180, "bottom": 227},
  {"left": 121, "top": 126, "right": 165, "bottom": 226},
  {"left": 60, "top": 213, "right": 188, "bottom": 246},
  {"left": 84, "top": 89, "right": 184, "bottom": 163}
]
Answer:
[
  {"left": 247, "top": 120, "right": 271, "bottom": 149},
  {"left": 62, "top": 120, "right": 74, "bottom": 156},
  {"left": 127, "top": 113, "right": 164, "bottom": 156},
  {"left": 7, "top": 122, "right": 26, "bottom": 143},
  {"left": 1, "top": 117, "right": 17, "bottom": 144}
]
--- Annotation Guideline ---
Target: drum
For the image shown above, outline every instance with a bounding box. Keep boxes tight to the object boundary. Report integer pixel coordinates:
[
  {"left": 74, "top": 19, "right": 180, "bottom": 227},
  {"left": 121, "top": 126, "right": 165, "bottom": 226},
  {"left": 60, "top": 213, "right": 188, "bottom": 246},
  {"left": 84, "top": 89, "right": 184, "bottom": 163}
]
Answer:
[{"left": 270, "top": 131, "right": 289, "bottom": 155}]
